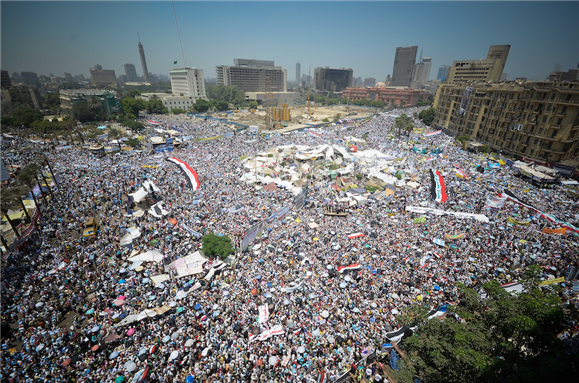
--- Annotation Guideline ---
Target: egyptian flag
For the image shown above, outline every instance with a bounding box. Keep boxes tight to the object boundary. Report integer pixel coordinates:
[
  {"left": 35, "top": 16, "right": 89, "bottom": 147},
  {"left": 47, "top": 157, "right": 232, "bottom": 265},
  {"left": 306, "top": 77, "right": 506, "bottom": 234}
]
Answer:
[
  {"left": 147, "top": 119, "right": 161, "bottom": 126},
  {"left": 337, "top": 263, "right": 362, "bottom": 273},
  {"left": 318, "top": 372, "right": 328, "bottom": 383},
  {"left": 430, "top": 169, "right": 447, "bottom": 203},
  {"left": 348, "top": 233, "right": 365, "bottom": 239},
  {"left": 166, "top": 157, "right": 200, "bottom": 190}
]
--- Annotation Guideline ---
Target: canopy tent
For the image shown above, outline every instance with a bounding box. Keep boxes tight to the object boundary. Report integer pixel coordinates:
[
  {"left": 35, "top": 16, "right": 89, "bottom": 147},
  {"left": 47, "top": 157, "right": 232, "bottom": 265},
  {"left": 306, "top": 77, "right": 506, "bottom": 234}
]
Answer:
[{"left": 129, "top": 250, "right": 164, "bottom": 263}]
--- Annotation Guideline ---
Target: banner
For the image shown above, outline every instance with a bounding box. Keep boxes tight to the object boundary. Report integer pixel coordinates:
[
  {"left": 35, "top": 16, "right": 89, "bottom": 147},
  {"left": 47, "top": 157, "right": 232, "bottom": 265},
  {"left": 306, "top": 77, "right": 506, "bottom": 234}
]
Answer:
[
  {"left": 293, "top": 189, "right": 307, "bottom": 210},
  {"left": 542, "top": 227, "right": 566, "bottom": 235},
  {"left": 337, "top": 263, "right": 362, "bottom": 273},
  {"left": 430, "top": 169, "right": 447, "bottom": 203},
  {"left": 423, "top": 130, "right": 442, "bottom": 138},
  {"left": 180, "top": 223, "right": 202, "bottom": 238},
  {"left": 405, "top": 206, "right": 489, "bottom": 223},
  {"left": 485, "top": 195, "right": 506, "bottom": 210},
  {"left": 413, "top": 217, "right": 426, "bottom": 224},
  {"left": 507, "top": 217, "right": 530, "bottom": 226},
  {"left": 195, "top": 135, "right": 223, "bottom": 142},
  {"left": 258, "top": 305, "right": 269, "bottom": 324},
  {"left": 538, "top": 277, "right": 565, "bottom": 286},
  {"left": 444, "top": 233, "right": 465, "bottom": 241},
  {"left": 241, "top": 224, "right": 259, "bottom": 252},
  {"left": 257, "top": 325, "right": 284, "bottom": 341},
  {"left": 458, "top": 87, "right": 473, "bottom": 116}
]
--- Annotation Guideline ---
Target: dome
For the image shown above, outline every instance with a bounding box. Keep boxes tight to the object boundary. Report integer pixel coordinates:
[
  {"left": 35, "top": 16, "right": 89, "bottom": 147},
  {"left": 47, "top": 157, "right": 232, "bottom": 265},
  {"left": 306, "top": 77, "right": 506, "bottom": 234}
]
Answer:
[{"left": 375, "top": 82, "right": 387, "bottom": 88}]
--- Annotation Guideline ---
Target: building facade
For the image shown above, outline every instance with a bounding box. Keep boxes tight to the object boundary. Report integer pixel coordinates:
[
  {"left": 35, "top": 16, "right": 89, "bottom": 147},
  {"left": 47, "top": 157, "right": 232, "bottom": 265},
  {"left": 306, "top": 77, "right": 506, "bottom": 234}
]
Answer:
[
  {"left": 391, "top": 46, "right": 418, "bottom": 87},
  {"left": 244, "top": 92, "right": 300, "bottom": 106},
  {"left": 296, "top": 63, "right": 301, "bottom": 83},
  {"left": 124, "top": 64, "right": 139, "bottom": 82},
  {"left": 313, "top": 67, "right": 353, "bottom": 92},
  {"left": 446, "top": 45, "right": 510, "bottom": 84},
  {"left": 169, "top": 68, "right": 207, "bottom": 99},
  {"left": 60, "top": 89, "right": 120, "bottom": 115},
  {"left": 1, "top": 71, "right": 12, "bottom": 89},
  {"left": 437, "top": 65, "right": 450, "bottom": 80},
  {"left": 216, "top": 59, "right": 287, "bottom": 92},
  {"left": 413, "top": 57, "right": 432, "bottom": 83},
  {"left": 90, "top": 65, "right": 118, "bottom": 87},
  {"left": 64, "top": 72, "right": 73, "bottom": 83},
  {"left": 139, "top": 93, "right": 200, "bottom": 112},
  {"left": 343, "top": 85, "right": 430, "bottom": 107},
  {"left": 20, "top": 72, "right": 39, "bottom": 86},
  {"left": 138, "top": 38, "right": 150, "bottom": 83},
  {"left": 432, "top": 81, "right": 579, "bottom": 163}
]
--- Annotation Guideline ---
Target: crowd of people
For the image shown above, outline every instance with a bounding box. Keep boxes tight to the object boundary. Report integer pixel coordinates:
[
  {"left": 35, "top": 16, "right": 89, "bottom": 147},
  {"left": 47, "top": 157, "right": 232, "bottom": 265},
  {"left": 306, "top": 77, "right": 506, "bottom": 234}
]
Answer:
[{"left": 1, "top": 106, "right": 578, "bottom": 383}]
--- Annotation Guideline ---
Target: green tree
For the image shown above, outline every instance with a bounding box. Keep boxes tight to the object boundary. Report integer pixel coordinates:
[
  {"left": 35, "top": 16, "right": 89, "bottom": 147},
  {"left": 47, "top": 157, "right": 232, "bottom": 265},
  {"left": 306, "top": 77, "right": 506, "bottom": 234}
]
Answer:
[
  {"left": 108, "top": 128, "right": 124, "bottom": 150},
  {"left": 192, "top": 99, "right": 210, "bottom": 113},
  {"left": 146, "top": 99, "right": 166, "bottom": 114},
  {"left": 171, "top": 108, "right": 186, "bottom": 114},
  {"left": 456, "top": 135, "right": 471, "bottom": 143},
  {"left": 125, "top": 138, "right": 141, "bottom": 147},
  {"left": 72, "top": 101, "right": 106, "bottom": 123},
  {"left": 122, "top": 98, "right": 145, "bottom": 117},
  {"left": 249, "top": 101, "right": 258, "bottom": 110},
  {"left": 210, "top": 100, "right": 229, "bottom": 111},
  {"left": 395, "top": 113, "right": 413, "bottom": 137},
  {"left": 322, "top": 118, "right": 329, "bottom": 122},
  {"left": 11, "top": 109, "right": 44, "bottom": 128},
  {"left": 395, "top": 267, "right": 579, "bottom": 383},
  {"left": 418, "top": 107, "right": 436, "bottom": 126},
  {"left": 122, "top": 89, "right": 143, "bottom": 99},
  {"left": 202, "top": 233, "right": 235, "bottom": 260},
  {"left": 314, "top": 95, "right": 325, "bottom": 104},
  {"left": 206, "top": 84, "right": 246, "bottom": 107}
]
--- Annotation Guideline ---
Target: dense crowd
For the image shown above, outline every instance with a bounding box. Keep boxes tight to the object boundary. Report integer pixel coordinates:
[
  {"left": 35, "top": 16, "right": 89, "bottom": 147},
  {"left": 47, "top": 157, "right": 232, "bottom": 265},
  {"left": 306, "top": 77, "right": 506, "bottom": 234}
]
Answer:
[{"left": 1, "top": 107, "right": 578, "bottom": 383}]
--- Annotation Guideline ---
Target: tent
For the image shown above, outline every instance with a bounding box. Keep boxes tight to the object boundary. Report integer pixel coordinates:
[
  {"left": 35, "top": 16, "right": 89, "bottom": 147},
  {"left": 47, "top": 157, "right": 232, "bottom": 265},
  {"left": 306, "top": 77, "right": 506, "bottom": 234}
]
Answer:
[{"left": 130, "top": 250, "right": 164, "bottom": 263}]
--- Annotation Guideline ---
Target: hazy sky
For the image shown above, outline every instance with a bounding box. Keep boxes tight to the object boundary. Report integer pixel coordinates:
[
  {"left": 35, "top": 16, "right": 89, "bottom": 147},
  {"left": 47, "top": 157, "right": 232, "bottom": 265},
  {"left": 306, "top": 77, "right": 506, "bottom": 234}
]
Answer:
[{"left": 2, "top": 1, "right": 578, "bottom": 82}]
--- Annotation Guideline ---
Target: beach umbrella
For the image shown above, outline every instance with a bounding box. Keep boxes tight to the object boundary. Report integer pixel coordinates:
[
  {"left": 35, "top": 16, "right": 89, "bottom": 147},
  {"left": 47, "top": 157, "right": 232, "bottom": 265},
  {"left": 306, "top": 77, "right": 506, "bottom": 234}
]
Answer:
[
  {"left": 168, "top": 351, "right": 179, "bottom": 361},
  {"left": 110, "top": 351, "right": 119, "bottom": 359},
  {"left": 127, "top": 328, "right": 135, "bottom": 336},
  {"left": 124, "top": 361, "right": 137, "bottom": 372},
  {"left": 185, "top": 339, "right": 194, "bottom": 347},
  {"left": 162, "top": 336, "right": 171, "bottom": 343}
]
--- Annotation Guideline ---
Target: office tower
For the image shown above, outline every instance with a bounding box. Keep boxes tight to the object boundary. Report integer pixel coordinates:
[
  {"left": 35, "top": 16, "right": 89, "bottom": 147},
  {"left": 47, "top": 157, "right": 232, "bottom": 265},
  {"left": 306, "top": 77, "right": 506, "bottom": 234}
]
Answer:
[
  {"left": 90, "top": 65, "right": 117, "bottom": 87},
  {"left": 391, "top": 46, "right": 418, "bottom": 87},
  {"left": 20, "top": 71, "right": 39, "bottom": 86},
  {"left": 296, "top": 63, "right": 301, "bottom": 83},
  {"left": 138, "top": 34, "right": 150, "bottom": 83},
  {"left": 364, "top": 78, "right": 376, "bottom": 86},
  {"left": 124, "top": 64, "right": 139, "bottom": 82},
  {"left": 64, "top": 72, "right": 73, "bottom": 82},
  {"left": 1, "top": 70, "right": 12, "bottom": 89},
  {"left": 169, "top": 68, "right": 207, "bottom": 99},
  {"left": 446, "top": 45, "right": 511, "bottom": 83},
  {"left": 437, "top": 65, "right": 450, "bottom": 80},
  {"left": 313, "top": 67, "right": 353, "bottom": 92},
  {"left": 413, "top": 57, "right": 432, "bottom": 83},
  {"left": 216, "top": 59, "right": 287, "bottom": 92}
]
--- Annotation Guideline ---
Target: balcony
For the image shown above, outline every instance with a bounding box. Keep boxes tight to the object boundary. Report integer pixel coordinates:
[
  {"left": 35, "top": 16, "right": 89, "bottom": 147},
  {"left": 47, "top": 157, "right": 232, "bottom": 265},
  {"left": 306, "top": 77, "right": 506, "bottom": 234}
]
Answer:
[
  {"left": 556, "top": 112, "right": 566, "bottom": 117},
  {"left": 552, "top": 124, "right": 561, "bottom": 129}
]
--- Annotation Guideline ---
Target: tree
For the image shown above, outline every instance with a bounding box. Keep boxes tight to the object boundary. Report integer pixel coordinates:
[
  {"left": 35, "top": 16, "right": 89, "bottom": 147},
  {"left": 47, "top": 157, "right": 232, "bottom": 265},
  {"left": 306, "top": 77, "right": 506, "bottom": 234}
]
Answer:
[
  {"left": 209, "top": 100, "right": 229, "bottom": 111},
  {"left": 171, "top": 108, "right": 186, "bottom": 114},
  {"left": 125, "top": 138, "right": 141, "bottom": 148},
  {"left": 456, "top": 135, "right": 471, "bottom": 143},
  {"left": 17, "top": 164, "right": 44, "bottom": 215},
  {"left": 322, "top": 118, "right": 329, "bottom": 122},
  {"left": 206, "top": 84, "right": 245, "bottom": 107},
  {"left": 249, "top": 101, "right": 258, "bottom": 110},
  {"left": 122, "top": 98, "right": 145, "bottom": 117},
  {"left": 11, "top": 109, "right": 44, "bottom": 128},
  {"left": 395, "top": 114, "right": 413, "bottom": 136},
  {"left": 108, "top": 128, "right": 124, "bottom": 151},
  {"left": 394, "top": 266, "right": 579, "bottom": 383},
  {"left": 418, "top": 107, "right": 436, "bottom": 126},
  {"left": 192, "top": 99, "right": 210, "bottom": 113},
  {"left": 122, "top": 89, "right": 143, "bottom": 99},
  {"left": 73, "top": 100, "right": 105, "bottom": 123},
  {"left": 202, "top": 233, "right": 235, "bottom": 260},
  {"left": 146, "top": 99, "right": 166, "bottom": 114}
]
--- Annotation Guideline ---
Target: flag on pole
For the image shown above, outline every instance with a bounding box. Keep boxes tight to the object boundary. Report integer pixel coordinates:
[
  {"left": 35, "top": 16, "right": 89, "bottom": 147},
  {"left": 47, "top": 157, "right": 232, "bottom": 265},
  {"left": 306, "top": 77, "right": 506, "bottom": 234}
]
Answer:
[{"left": 174, "top": 61, "right": 178, "bottom": 65}]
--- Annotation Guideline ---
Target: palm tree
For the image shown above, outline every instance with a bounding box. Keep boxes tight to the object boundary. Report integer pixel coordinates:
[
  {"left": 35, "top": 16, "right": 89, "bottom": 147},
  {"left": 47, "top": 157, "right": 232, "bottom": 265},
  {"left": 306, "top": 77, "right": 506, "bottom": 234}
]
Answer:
[
  {"left": 2, "top": 183, "right": 32, "bottom": 223},
  {"left": 87, "top": 96, "right": 101, "bottom": 110},
  {"left": 1, "top": 191, "right": 21, "bottom": 239},
  {"left": 17, "top": 164, "right": 44, "bottom": 216},
  {"left": 108, "top": 128, "right": 124, "bottom": 151}
]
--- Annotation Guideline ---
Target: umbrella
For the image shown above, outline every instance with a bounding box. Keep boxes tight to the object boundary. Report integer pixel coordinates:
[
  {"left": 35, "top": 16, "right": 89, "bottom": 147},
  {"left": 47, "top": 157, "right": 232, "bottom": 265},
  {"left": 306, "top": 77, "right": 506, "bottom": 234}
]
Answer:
[
  {"left": 162, "top": 336, "right": 171, "bottom": 343},
  {"left": 168, "top": 350, "right": 179, "bottom": 361},
  {"left": 251, "top": 327, "right": 260, "bottom": 335},
  {"left": 91, "top": 345, "right": 99, "bottom": 351},
  {"left": 321, "top": 310, "right": 329, "bottom": 318},
  {"left": 118, "top": 279, "right": 125, "bottom": 284},
  {"left": 353, "top": 308, "right": 360, "bottom": 313},
  {"left": 313, "top": 329, "right": 321, "bottom": 337},
  {"left": 287, "top": 322, "right": 295, "bottom": 329},
  {"left": 327, "top": 336, "right": 335, "bottom": 344},
  {"left": 186, "top": 376, "right": 195, "bottom": 383},
  {"left": 297, "top": 346, "right": 306, "bottom": 353},
  {"left": 234, "top": 324, "right": 242, "bottom": 332},
  {"left": 62, "top": 358, "right": 71, "bottom": 367},
  {"left": 344, "top": 276, "right": 352, "bottom": 282},
  {"left": 35, "top": 302, "right": 44, "bottom": 307},
  {"left": 104, "top": 332, "right": 121, "bottom": 343},
  {"left": 36, "top": 344, "right": 44, "bottom": 352},
  {"left": 392, "top": 309, "right": 399, "bottom": 315},
  {"left": 114, "top": 299, "right": 125, "bottom": 306},
  {"left": 127, "top": 328, "right": 135, "bottom": 336},
  {"left": 171, "top": 331, "right": 180, "bottom": 340},
  {"left": 371, "top": 303, "right": 377, "bottom": 308},
  {"left": 86, "top": 309, "right": 95, "bottom": 315},
  {"left": 185, "top": 339, "right": 194, "bottom": 347},
  {"left": 256, "top": 359, "right": 263, "bottom": 366},
  {"left": 142, "top": 278, "right": 150, "bottom": 284},
  {"left": 110, "top": 351, "right": 119, "bottom": 359},
  {"left": 91, "top": 325, "right": 100, "bottom": 333},
  {"left": 119, "top": 312, "right": 127, "bottom": 320},
  {"left": 269, "top": 356, "right": 279, "bottom": 366},
  {"left": 115, "top": 376, "right": 124, "bottom": 383},
  {"left": 340, "top": 282, "right": 347, "bottom": 288},
  {"left": 194, "top": 304, "right": 202, "bottom": 310},
  {"left": 390, "top": 293, "right": 399, "bottom": 299},
  {"left": 124, "top": 361, "right": 137, "bottom": 372},
  {"left": 138, "top": 348, "right": 148, "bottom": 356},
  {"left": 138, "top": 353, "right": 148, "bottom": 362}
]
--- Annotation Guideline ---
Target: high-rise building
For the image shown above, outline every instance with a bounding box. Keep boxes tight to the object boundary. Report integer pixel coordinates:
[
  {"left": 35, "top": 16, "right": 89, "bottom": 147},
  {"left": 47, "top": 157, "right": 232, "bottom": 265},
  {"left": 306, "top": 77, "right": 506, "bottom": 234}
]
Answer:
[
  {"left": 432, "top": 80, "right": 579, "bottom": 163},
  {"left": 20, "top": 71, "right": 39, "bottom": 86},
  {"left": 124, "top": 64, "right": 139, "bottom": 82},
  {"left": 1, "top": 71, "right": 12, "bottom": 89},
  {"left": 364, "top": 78, "right": 376, "bottom": 86},
  {"left": 313, "top": 67, "right": 353, "bottom": 92},
  {"left": 391, "top": 46, "right": 418, "bottom": 87},
  {"left": 437, "top": 65, "right": 450, "bottom": 80},
  {"left": 64, "top": 72, "right": 73, "bottom": 82},
  {"left": 413, "top": 57, "right": 432, "bottom": 83},
  {"left": 138, "top": 35, "right": 150, "bottom": 83},
  {"left": 10, "top": 72, "right": 21, "bottom": 84},
  {"left": 446, "top": 45, "right": 510, "bottom": 84},
  {"left": 169, "top": 68, "right": 207, "bottom": 99},
  {"left": 90, "top": 65, "right": 118, "bottom": 87},
  {"left": 216, "top": 59, "right": 287, "bottom": 92},
  {"left": 296, "top": 63, "right": 301, "bottom": 83},
  {"left": 547, "top": 68, "right": 579, "bottom": 82}
]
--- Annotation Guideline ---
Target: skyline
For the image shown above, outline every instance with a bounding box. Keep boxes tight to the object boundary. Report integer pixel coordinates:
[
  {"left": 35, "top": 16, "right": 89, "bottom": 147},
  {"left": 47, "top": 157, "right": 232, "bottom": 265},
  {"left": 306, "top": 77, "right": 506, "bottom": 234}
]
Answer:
[{"left": 2, "top": 1, "right": 578, "bottom": 83}]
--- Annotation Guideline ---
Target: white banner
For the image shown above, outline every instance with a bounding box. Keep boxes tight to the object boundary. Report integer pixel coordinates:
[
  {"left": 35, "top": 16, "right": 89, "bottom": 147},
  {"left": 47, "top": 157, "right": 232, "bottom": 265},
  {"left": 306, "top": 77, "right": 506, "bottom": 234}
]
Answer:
[
  {"left": 258, "top": 325, "right": 284, "bottom": 341},
  {"left": 405, "top": 206, "right": 489, "bottom": 223},
  {"left": 258, "top": 304, "right": 269, "bottom": 324}
]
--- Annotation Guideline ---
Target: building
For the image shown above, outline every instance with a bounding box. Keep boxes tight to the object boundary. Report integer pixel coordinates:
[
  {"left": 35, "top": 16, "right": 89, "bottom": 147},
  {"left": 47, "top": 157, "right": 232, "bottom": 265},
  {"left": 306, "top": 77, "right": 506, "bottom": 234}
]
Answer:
[
  {"left": 139, "top": 93, "right": 200, "bottom": 112},
  {"left": 90, "top": 65, "right": 118, "bottom": 87},
  {"left": 413, "top": 57, "right": 432, "bottom": 83},
  {"left": 10, "top": 72, "right": 21, "bottom": 84},
  {"left": 446, "top": 45, "right": 510, "bottom": 84},
  {"left": 124, "top": 64, "right": 139, "bottom": 82},
  {"left": 1, "top": 70, "right": 11, "bottom": 89},
  {"left": 296, "top": 63, "right": 301, "bottom": 83},
  {"left": 313, "top": 67, "right": 353, "bottom": 92},
  {"left": 64, "top": 72, "right": 73, "bottom": 83},
  {"left": 118, "top": 75, "right": 127, "bottom": 86},
  {"left": 501, "top": 73, "right": 509, "bottom": 81},
  {"left": 343, "top": 84, "right": 430, "bottom": 107},
  {"left": 60, "top": 89, "right": 120, "bottom": 116},
  {"left": 20, "top": 71, "right": 39, "bottom": 86},
  {"left": 548, "top": 68, "right": 579, "bottom": 82},
  {"left": 432, "top": 81, "right": 579, "bottom": 163},
  {"left": 138, "top": 36, "right": 150, "bottom": 83},
  {"left": 364, "top": 78, "right": 376, "bottom": 87},
  {"left": 244, "top": 92, "right": 300, "bottom": 106},
  {"left": 391, "top": 46, "right": 418, "bottom": 87},
  {"left": 216, "top": 59, "right": 287, "bottom": 92},
  {"left": 437, "top": 65, "right": 450, "bottom": 81},
  {"left": 169, "top": 68, "right": 207, "bottom": 99}
]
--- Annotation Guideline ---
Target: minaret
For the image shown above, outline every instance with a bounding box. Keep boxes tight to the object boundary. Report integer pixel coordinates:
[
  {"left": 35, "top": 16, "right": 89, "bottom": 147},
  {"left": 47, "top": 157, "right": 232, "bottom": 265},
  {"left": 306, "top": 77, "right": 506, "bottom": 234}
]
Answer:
[{"left": 138, "top": 33, "right": 150, "bottom": 83}]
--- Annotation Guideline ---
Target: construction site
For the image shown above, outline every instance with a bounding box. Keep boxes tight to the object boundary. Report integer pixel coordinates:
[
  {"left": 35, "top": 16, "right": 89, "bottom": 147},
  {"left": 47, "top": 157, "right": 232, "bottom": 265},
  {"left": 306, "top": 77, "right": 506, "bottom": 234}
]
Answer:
[{"left": 208, "top": 103, "right": 378, "bottom": 133}]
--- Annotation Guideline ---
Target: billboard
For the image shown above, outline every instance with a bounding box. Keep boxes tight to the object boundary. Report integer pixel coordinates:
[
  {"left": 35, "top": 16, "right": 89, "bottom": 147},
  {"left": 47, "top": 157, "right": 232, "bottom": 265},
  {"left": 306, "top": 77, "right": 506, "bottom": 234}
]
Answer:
[{"left": 458, "top": 87, "right": 473, "bottom": 116}]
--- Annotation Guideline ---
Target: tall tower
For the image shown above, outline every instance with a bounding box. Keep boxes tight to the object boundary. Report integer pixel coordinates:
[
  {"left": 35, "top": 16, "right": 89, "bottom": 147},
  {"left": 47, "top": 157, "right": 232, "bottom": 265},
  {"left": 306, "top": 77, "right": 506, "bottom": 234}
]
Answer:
[
  {"left": 296, "top": 63, "right": 301, "bottom": 83},
  {"left": 138, "top": 33, "right": 150, "bottom": 83},
  {"left": 391, "top": 46, "right": 418, "bottom": 87}
]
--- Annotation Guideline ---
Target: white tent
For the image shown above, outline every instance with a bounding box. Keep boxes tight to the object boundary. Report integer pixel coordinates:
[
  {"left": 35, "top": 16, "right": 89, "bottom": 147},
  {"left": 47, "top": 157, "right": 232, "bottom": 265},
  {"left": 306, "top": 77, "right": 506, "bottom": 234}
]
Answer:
[
  {"left": 130, "top": 250, "right": 164, "bottom": 263},
  {"left": 129, "top": 187, "right": 148, "bottom": 203}
]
